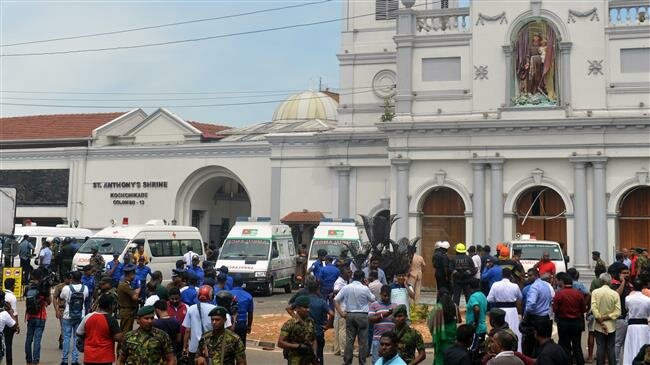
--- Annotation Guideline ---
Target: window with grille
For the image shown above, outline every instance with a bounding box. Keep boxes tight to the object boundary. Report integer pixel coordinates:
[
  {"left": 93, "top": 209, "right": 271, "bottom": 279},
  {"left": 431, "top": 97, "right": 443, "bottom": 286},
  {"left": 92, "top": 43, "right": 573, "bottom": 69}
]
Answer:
[{"left": 376, "top": 0, "right": 399, "bottom": 20}]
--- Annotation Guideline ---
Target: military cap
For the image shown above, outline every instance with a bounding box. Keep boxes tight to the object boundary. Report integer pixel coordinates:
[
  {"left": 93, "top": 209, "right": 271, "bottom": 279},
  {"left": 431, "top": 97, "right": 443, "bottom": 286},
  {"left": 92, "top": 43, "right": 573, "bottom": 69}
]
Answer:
[
  {"left": 317, "top": 249, "right": 328, "bottom": 257},
  {"left": 100, "top": 276, "right": 113, "bottom": 284},
  {"left": 295, "top": 295, "right": 311, "bottom": 308},
  {"left": 393, "top": 304, "right": 408, "bottom": 317},
  {"left": 489, "top": 308, "right": 506, "bottom": 320},
  {"left": 113, "top": 253, "right": 120, "bottom": 257},
  {"left": 137, "top": 305, "right": 155, "bottom": 317},
  {"left": 91, "top": 246, "right": 99, "bottom": 252},
  {"left": 592, "top": 251, "right": 601, "bottom": 256},
  {"left": 82, "top": 265, "right": 93, "bottom": 271},
  {"left": 123, "top": 264, "right": 137, "bottom": 272},
  {"left": 171, "top": 268, "right": 183, "bottom": 277},
  {"left": 209, "top": 306, "right": 229, "bottom": 318},
  {"left": 635, "top": 247, "right": 644, "bottom": 254},
  {"left": 219, "top": 265, "right": 229, "bottom": 274}
]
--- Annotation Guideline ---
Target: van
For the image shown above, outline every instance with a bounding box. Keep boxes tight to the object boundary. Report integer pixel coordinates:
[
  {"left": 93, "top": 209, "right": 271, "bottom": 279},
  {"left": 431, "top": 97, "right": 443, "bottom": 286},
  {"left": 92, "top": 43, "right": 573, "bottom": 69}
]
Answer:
[
  {"left": 72, "top": 220, "right": 204, "bottom": 275},
  {"left": 216, "top": 217, "right": 295, "bottom": 296},
  {"left": 307, "top": 218, "right": 362, "bottom": 269},
  {"left": 13, "top": 225, "right": 93, "bottom": 266},
  {"left": 507, "top": 235, "right": 568, "bottom": 274}
]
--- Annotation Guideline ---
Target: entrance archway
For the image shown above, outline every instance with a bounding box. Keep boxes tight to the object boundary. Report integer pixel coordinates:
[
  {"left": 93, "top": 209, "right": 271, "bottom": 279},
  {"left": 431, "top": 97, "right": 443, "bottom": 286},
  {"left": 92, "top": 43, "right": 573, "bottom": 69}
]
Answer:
[
  {"left": 618, "top": 186, "right": 650, "bottom": 249},
  {"left": 421, "top": 187, "right": 466, "bottom": 288},
  {"left": 515, "top": 186, "right": 567, "bottom": 250},
  {"left": 175, "top": 166, "right": 251, "bottom": 245}
]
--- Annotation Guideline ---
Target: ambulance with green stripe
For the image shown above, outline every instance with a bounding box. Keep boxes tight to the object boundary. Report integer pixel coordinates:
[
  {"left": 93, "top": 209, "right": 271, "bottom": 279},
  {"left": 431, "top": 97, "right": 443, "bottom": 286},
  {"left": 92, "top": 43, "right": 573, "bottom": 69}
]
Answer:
[
  {"left": 216, "top": 217, "right": 295, "bottom": 296},
  {"left": 307, "top": 218, "right": 362, "bottom": 269}
]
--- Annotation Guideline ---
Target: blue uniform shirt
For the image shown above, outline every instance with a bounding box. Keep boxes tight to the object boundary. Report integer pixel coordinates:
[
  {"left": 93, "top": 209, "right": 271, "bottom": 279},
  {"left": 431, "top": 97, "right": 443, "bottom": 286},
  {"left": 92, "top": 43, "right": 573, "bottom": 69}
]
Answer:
[
  {"left": 181, "top": 286, "right": 199, "bottom": 306},
  {"left": 481, "top": 265, "right": 503, "bottom": 290},
  {"left": 81, "top": 274, "right": 95, "bottom": 294},
  {"left": 106, "top": 261, "right": 124, "bottom": 282},
  {"left": 317, "top": 264, "right": 340, "bottom": 290},
  {"left": 225, "top": 275, "right": 234, "bottom": 290},
  {"left": 135, "top": 265, "right": 152, "bottom": 284},
  {"left": 186, "top": 266, "right": 205, "bottom": 286},
  {"left": 230, "top": 287, "right": 254, "bottom": 326}
]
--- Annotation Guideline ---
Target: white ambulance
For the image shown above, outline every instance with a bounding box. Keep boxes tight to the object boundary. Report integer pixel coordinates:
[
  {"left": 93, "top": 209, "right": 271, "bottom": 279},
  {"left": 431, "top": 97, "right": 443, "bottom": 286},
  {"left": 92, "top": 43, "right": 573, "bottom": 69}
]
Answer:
[
  {"left": 72, "top": 220, "right": 204, "bottom": 274},
  {"left": 307, "top": 218, "right": 362, "bottom": 269},
  {"left": 507, "top": 235, "right": 568, "bottom": 274},
  {"left": 216, "top": 217, "right": 295, "bottom": 296},
  {"left": 13, "top": 225, "right": 93, "bottom": 266}
]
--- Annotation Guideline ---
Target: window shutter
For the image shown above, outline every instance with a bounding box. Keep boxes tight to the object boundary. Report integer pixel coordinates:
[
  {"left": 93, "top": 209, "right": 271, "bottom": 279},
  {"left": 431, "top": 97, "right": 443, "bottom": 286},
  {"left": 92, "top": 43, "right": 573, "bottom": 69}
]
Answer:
[{"left": 376, "top": 0, "right": 398, "bottom": 20}]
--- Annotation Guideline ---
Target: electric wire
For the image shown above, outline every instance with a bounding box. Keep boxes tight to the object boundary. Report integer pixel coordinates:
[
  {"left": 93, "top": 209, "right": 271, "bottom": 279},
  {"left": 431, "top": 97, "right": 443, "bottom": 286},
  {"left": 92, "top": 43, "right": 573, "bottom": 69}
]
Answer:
[
  {"left": 0, "top": 2, "right": 435, "bottom": 57},
  {"left": 0, "top": 0, "right": 333, "bottom": 47},
  {"left": 0, "top": 88, "right": 375, "bottom": 109}
]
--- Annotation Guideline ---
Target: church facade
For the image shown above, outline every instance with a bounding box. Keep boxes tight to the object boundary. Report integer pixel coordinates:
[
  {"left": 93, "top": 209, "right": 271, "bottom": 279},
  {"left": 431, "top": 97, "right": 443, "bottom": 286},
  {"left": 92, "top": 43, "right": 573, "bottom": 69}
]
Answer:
[{"left": 1, "top": 0, "right": 649, "bottom": 286}]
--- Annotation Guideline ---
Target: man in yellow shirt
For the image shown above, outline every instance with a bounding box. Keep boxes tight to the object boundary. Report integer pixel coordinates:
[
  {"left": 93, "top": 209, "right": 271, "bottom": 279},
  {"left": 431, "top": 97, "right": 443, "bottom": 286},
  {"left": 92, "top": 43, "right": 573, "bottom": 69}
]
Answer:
[{"left": 590, "top": 273, "right": 621, "bottom": 365}]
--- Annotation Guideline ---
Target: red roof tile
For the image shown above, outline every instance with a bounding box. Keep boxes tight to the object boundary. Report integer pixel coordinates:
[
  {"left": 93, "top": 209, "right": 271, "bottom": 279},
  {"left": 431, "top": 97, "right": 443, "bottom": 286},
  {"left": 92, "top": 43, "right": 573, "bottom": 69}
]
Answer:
[
  {"left": 187, "top": 121, "right": 231, "bottom": 140},
  {"left": 0, "top": 112, "right": 125, "bottom": 141},
  {"left": 0, "top": 112, "right": 232, "bottom": 141},
  {"left": 281, "top": 210, "right": 325, "bottom": 224}
]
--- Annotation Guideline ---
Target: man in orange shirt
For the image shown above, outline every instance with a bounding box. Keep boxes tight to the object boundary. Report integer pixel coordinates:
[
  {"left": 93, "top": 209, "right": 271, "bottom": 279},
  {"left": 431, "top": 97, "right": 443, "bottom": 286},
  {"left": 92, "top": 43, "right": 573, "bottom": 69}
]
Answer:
[{"left": 533, "top": 252, "right": 556, "bottom": 277}]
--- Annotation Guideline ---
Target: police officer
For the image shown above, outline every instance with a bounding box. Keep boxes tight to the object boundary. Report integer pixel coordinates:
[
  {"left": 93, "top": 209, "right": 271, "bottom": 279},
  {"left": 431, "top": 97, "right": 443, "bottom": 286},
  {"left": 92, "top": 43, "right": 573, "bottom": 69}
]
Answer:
[
  {"left": 196, "top": 306, "right": 247, "bottom": 365},
  {"left": 117, "top": 264, "right": 140, "bottom": 332},
  {"left": 230, "top": 277, "right": 254, "bottom": 346},
  {"left": 119, "top": 305, "right": 175, "bottom": 365},
  {"left": 277, "top": 295, "right": 319, "bottom": 365},
  {"left": 81, "top": 265, "right": 95, "bottom": 315}
]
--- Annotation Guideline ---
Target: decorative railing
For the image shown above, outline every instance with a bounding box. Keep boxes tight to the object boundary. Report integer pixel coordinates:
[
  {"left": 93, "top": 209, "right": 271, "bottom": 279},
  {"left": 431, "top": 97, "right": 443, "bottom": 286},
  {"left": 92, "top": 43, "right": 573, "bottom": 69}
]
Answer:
[
  {"left": 609, "top": 0, "right": 650, "bottom": 25},
  {"left": 415, "top": 7, "right": 471, "bottom": 33}
]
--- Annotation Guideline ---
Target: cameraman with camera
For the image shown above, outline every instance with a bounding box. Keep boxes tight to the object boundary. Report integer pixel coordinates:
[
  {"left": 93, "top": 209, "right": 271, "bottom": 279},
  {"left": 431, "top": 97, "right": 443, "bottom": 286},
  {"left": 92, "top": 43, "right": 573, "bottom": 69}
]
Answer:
[{"left": 24, "top": 268, "right": 51, "bottom": 365}]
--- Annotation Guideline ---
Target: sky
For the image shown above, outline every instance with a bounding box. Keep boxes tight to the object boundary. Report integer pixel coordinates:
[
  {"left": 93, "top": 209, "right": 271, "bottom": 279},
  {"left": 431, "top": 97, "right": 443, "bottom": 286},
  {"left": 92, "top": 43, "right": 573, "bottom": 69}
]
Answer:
[{"left": 0, "top": 0, "right": 342, "bottom": 127}]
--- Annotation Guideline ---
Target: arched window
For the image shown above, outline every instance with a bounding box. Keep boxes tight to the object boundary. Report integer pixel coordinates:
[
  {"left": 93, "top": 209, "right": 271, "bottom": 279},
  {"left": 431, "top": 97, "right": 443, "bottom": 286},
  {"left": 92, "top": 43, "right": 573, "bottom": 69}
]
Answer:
[{"left": 512, "top": 20, "right": 559, "bottom": 106}]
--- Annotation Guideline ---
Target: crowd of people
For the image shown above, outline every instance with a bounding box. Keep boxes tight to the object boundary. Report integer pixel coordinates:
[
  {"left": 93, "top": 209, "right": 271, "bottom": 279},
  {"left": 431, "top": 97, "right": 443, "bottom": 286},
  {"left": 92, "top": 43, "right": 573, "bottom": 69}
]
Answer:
[{"left": 2, "top": 233, "right": 650, "bottom": 365}]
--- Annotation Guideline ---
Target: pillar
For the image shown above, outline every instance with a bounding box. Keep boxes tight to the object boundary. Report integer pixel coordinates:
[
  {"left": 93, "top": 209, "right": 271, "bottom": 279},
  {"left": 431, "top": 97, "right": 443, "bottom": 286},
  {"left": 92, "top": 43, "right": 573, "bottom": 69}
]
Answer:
[
  {"left": 336, "top": 166, "right": 351, "bottom": 218},
  {"left": 395, "top": 8, "right": 416, "bottom": 115},
  {"left": 571, "top": 159, "right": 588, "bottom": 267},
  {"left": 471, "top": 162, "right": 486, "bottom": 244},
  {"left": 559, "top": 42, "right": 573, "bottom": 107},
  {"left": 490, "top": 161, "right": 504, "bottom": 244},
  {"left": 592, "top": 158, "right": 608, "bottom": 259},
  {"left": 502, "top": 46, "right": 513, "bottom": 105},
  {"left": 270, "top": 166, "right": 282, "bottom": 224},
  {"left": 393, "top": 159, "right": 411, "bottom": 238}
]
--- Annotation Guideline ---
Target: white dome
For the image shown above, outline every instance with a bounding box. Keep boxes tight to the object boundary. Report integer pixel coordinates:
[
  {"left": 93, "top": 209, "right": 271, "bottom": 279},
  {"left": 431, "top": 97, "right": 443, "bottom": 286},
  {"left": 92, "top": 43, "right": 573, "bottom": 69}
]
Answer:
[{"left": 272, "top": 91, "right": 338, "bottom": 123}]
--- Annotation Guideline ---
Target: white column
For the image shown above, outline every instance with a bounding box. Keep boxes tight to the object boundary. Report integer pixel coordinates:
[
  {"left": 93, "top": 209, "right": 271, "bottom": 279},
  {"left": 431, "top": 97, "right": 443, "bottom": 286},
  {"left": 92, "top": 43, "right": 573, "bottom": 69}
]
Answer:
[
  {"left": 571, "top": 159, "right": 588, "bottom": 267},
  {"left": 270, "top": 166, "right": 282, "bottom": 224},
  {"left": 471, "top": 162, "right": 486, "bottom": 245},
  {"left": 502, "top": 46, "right": 513, "bottom": 105},
  {"left": 490, "top": 161, "right": 504, "bottom": 244},
  {"left": 592, "top": 158, "right": 608, "bottom": 259},
  {"left": 336, "top": 166, "right": 351, "bottom": 218},
  {"left": 393, "top": 159, "right": 411, "bottom": 239},
  {"left": 559, "top": 42, "right": 573, "bottom": 107},
  {"left": 395, "top": 8, "right": 415, "bottom": 115}
]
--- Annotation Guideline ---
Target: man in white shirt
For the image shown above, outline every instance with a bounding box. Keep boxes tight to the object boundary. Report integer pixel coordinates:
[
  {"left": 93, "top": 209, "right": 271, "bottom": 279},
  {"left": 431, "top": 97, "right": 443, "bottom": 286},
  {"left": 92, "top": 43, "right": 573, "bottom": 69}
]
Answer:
[
  {"left": 38, "top": 240, "right": 53, "bottom": 270},
  {"left": 0, "top": 292, "right": 18, "bottom": 365},
  {"left": 182, "top": 247, "right": 196, "bottom": 268},
  {"left": 334, "top": 270, "right": 376, "bottom": 365},
  {"left": 487, "top": 269, "right": 523, "bottom": 352},
  {"left": 333, "top": 267, "right": 351, "bottom": 356},
  {"left": 2, "top": 278, "right": 18, "bottom": 365},
  {"left": 182, "top": 285, "right": 232, "bottom": 365},
  {"left": 623, "top": 278, "right": 650, "bottom": 365},
  {"left": 469, "top": 245, "right": 482, "bottom": 279},
  {"left": 59, "top": 271, "right": 89, "bottom": 365}
]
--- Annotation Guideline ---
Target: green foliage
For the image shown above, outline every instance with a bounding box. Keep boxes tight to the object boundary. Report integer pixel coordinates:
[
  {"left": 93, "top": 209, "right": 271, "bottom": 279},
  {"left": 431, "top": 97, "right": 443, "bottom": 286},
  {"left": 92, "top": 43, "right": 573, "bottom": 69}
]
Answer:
[
  {"left": 409, "top": 303, "right": 431, "bottom": 322},
  {"left": 511, "top": 92, "right": 557, "bottom": 106},
  {"left": 380, "top": 97, "right": 395, "bottom": 122}
]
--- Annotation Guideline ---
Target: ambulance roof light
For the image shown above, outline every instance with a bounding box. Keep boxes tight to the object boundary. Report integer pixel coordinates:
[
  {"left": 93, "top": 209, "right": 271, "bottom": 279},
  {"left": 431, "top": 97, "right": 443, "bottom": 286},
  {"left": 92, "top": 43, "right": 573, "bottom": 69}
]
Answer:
[
  {"left": 321, "top": 218, "right": 355, "bottom": 223},
  {"left": 236, "top": 216, "right": 271, "bottom": 222}
]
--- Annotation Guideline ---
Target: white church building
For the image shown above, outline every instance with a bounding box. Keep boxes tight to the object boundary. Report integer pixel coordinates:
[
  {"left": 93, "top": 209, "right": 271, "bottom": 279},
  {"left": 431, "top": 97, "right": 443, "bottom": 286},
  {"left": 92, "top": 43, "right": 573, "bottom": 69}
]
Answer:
[{"left": 2, "top": 0, "right": 649, "bottom": 286}]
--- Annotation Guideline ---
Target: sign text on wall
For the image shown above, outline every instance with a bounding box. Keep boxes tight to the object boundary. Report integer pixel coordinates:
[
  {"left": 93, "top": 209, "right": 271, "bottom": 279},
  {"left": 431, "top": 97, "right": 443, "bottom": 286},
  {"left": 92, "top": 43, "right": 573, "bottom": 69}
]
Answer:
[{"left": 92, "top": 181, "right": 168, "bottom": 205}]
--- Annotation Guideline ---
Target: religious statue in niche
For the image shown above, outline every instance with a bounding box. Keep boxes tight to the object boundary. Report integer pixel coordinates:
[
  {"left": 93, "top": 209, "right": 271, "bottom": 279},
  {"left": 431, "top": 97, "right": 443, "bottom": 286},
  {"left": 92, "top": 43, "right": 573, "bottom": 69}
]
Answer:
[{"left": 513, "top": 20, "right": 558, "bottom": 106}]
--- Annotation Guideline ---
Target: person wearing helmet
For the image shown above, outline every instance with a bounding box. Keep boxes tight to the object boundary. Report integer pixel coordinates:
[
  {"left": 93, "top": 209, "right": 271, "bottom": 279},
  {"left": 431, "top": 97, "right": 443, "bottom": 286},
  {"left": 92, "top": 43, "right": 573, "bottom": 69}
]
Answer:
[
  {"left": 449, "top": 243, "right": 477, "bottom": 306},
  {"left": 182, "top": 285, "right": 232, "bottom": 364},
  {"left": 433, "top": 241, "right": 451, "bottom": 300}
]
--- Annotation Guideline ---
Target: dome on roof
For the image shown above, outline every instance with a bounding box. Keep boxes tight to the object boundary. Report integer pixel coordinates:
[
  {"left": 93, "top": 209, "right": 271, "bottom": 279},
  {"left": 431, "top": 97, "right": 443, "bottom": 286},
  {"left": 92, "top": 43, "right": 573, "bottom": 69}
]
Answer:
[{"left": 272, "top": 91, "right": 338, "bottom": 123}]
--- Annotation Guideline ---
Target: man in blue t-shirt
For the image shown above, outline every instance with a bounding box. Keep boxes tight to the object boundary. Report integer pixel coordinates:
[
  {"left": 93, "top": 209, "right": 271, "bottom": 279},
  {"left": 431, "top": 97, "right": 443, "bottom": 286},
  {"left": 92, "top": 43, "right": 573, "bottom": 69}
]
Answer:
[
  {"left": 186, "top": 255, "right": 204, "bottom": 286},
  {"left": 181, "top": 273, "right": 199, "bottom": 306},
  {"left": 230, "top": 277, "right": 254, "bottom": 346},
  {"left": 80, "top": 265, "right": 95, "bottom": 315},
  {"left": 317, "top": 256, "right": 340, "bottom": 306},
  {"left": 105, "top": 254, "right": 124, "bottom": 288}
]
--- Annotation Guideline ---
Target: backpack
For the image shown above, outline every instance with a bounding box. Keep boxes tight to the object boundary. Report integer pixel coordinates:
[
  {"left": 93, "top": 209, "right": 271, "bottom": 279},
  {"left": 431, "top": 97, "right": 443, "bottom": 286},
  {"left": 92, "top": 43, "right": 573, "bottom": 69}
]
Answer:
[
  {"left": 68, "top": 284, "right": 85, "bottom": 320},
  {"left": 25, "top": 285, "right": 42, "bottom": 315}
]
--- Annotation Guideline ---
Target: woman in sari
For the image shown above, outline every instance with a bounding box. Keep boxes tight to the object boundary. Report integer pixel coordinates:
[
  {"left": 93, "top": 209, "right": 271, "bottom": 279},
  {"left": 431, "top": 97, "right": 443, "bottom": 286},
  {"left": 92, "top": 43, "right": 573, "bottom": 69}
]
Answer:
[{"left": 428, "top": 288, "right": 460, "bottom": 365}]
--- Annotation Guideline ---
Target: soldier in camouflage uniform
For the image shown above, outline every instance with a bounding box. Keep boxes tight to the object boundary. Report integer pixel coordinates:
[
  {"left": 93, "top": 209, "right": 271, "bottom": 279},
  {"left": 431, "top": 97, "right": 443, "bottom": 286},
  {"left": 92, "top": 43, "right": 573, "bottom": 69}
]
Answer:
[
  {"left": 196, "top": 306, "right": 247, "bottom": 365},
  {"left": 592, "top": 251, "right": 607, "bottom": 277},
  {"left": 119, "top": 305, "right": 175, "bottom": 365},
  {"left": 90, "top": 246, "right": 106, "bottom": 280},
  {"left": 93, "top": 276, "right": 118, "bottom": 314},
  {"left": 392, "top": 305, "right": 426, "bottom": 365},
  {"left": 277, "top": 295, "right": 319, "bottom": 365},
  {"left": 482, "top": 308, "right": 520, "bottom": 363}
]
